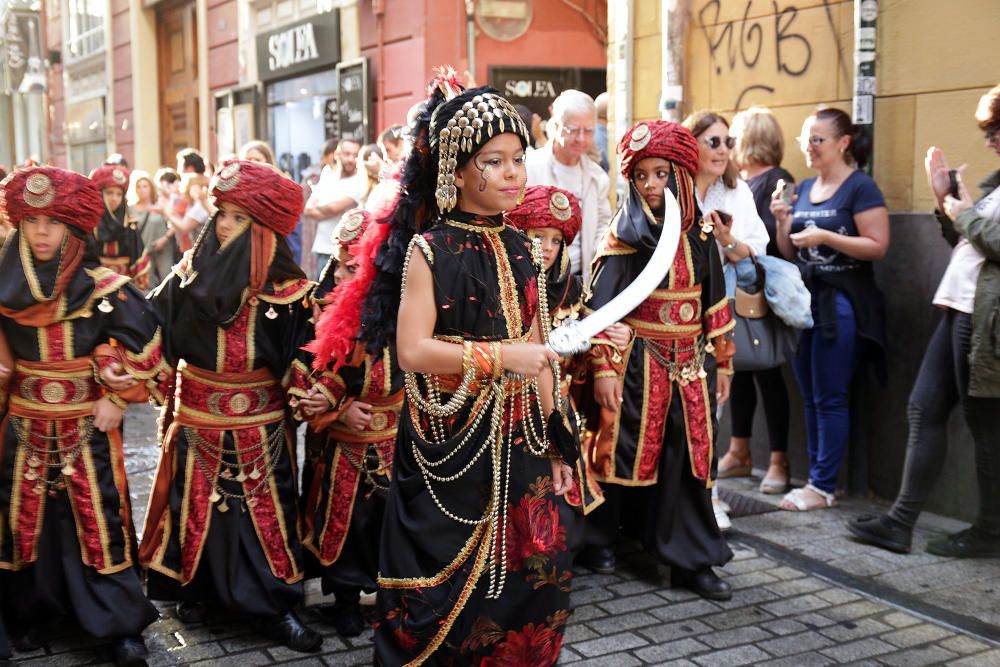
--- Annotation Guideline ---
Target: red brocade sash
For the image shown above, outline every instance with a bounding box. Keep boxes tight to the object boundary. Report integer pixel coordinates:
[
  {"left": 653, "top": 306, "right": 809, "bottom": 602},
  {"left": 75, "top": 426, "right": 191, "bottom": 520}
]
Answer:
[
  {"left": 592, "top": 287, "right": 717, "bottom": 486},
  {"left": 141, "top": 362, "right": 302, "bottom": 584},
  {"left": 2, "top": 358, "right": 135, "bottom": 573}
]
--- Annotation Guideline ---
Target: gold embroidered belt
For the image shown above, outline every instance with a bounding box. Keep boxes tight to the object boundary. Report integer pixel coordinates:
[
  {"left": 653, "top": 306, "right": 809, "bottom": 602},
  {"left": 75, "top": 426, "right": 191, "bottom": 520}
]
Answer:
[
  {"left": 624, "top": 286, "right": 703, "bottom": 341},
  {"left": 9, "top": 358, "right": 101, "bottom": 420},
  {"left": 173, "top": 363, "right": 285, "bottom": 429},
  {"left": 329, "top": 390, "right": 405, "bottom": 444}
]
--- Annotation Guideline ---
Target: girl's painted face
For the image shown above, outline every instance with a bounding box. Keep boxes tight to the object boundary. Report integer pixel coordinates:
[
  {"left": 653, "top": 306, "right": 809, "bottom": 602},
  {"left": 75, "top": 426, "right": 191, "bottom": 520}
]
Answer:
[
  {"left": 136, "top": 178, "right": 154, "bottom": 203},
  {"left": 215, "top": 202, "right": 252, "bottom": 245},
  {"left": 103, "top": 186, "right": 125, "bottom": 212},
  {"left": 333, "top": 250, "right": 357, "bottom": 286},
  {"left": 21, "top": 214, "right": 67, "bottom": 262},
  {"left": 696, "top": 120, "right": 733, "bottom": 180},
  {"left": 454, "top": 133, "right": 527, "bottom": 216},
  {"left": 526, "top": 227, "right": 565, "bottom": 271},
  {"left": 632, "top": 156, "right": 673, "bottom": 215}
]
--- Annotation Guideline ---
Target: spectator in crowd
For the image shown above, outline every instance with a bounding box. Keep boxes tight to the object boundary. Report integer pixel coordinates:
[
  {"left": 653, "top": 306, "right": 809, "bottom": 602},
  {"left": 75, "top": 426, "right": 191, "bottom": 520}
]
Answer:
[
  {"left": 376, "top": 125, "right": 406, "bottom": 165},
  {"left": 849, "top": 84, "right": 1000, "bottom": 557},
  {"left": 359, "top": 143, "right": 383, "bottom": 203},
  {"left": 173, "top": 174, "right": 211, "bottom": 253},
  {"left": 771, "top": 107, "right": 889, "bottom": 512},
  {"left": 513, "top": 104, "right": 539, "bottom": 150},
  {"left": 527, "top": 89, "right": 612, "bottom": 283},
  {"left": 129, "top": 170, "right": 174, "bottom": 287},
  {"left": 105, "top": 152, "right": 129, "bottom": 169},
  {"left": 0, "top": 164, "right": 7, "bottom": 180},
  {"left": 683, "top": 110, "right": 770, "bottom": 530},
  {"left": 305, "top": 138, "right": 366, "bottom": 279},
  {"left": 594, "top": 92, "right": 610, "bottom": 172},
  {"left": 177, "top": 147, "right": 206, "bottom": 175},
  {"left": 241, "top": 139, "right": 303, "bottom": 263},
  {"left": 722, "top": 106, "right": 797, "bottom": 495}
]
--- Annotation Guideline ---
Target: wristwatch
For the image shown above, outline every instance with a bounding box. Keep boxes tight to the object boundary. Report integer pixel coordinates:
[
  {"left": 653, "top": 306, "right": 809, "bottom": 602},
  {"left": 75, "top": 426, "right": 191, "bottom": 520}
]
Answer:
[{"left": 722, "top": 241, "right": 738, "bottom": 252}]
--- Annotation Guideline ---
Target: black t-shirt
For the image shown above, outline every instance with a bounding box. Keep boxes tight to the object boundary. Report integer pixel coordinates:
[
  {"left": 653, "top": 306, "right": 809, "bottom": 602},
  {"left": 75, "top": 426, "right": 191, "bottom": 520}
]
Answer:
[{"left": 746, "top": 166, "right": 795, "bottom": 257}]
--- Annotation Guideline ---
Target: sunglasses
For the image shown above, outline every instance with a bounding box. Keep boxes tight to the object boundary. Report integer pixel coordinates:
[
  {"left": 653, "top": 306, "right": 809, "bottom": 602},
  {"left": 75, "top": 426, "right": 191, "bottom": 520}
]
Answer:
[{"left": 702, "top": 135, "right": 735, "bottom": 150}]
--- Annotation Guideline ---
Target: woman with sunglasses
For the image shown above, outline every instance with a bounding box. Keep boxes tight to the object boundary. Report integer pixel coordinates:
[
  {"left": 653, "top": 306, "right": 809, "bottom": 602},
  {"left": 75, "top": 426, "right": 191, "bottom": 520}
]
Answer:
[
  {"left": 682, "top": 111, "right": 769, "bottom": 530},
  {"left": 770, "top": 107, "right": 890, "bottom": 512},
  {"left": 848, "top": 84, "right": 1000, "bottom": 557}
]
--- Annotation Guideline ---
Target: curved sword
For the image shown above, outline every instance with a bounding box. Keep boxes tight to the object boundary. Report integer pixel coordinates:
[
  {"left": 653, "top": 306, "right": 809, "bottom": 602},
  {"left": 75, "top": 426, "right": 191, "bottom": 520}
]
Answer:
[{"left": 548, "top": 188, "right": 682, "bottom": 357}]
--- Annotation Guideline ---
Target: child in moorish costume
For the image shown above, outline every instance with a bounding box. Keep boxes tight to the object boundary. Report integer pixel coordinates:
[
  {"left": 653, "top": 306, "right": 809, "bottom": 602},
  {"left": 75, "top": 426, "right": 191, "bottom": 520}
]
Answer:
[
  {"left": 309, "top": 71, "right": 576, "bottom": 665},
  {"left": 292, "top": 208, "right": 403, "bottom": 638},
  {"left": 140, "top": 159, "right": 322, "bottom": 653},
  {"left": 505, "top": 185, "right": 611, "bottom": 528},
  {"left": 90, "top": 165, "right": 151, "bottom": 291},
  {"left": 581, "top": 121, "right": 737, "bottom": 600},
  {"left": 0, "top": 167, "right": 165, "bottom": 665}
]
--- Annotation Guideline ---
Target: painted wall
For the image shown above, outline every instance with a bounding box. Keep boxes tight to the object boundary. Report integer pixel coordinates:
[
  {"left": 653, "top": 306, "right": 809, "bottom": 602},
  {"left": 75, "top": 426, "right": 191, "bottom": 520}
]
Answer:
[
  {"left": 359, "top": 0, "right": 608, "bottom": 130},
  {"left": 614, "top": 0, "right": 1000, "bottom": 212}
]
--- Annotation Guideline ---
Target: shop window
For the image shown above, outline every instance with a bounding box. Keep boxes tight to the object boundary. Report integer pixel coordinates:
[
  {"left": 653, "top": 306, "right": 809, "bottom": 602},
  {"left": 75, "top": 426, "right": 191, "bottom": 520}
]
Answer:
[
  {"left": 267, "top": 69, "right": 337, "bottom": 184},
  {"left": 65, "top": 0, "right": 105, "bottom": 62}
]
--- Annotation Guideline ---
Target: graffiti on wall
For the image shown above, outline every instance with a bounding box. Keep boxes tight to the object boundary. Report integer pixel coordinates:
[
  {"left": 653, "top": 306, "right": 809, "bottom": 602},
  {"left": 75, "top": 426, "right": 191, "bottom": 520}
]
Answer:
[{"left": 696, "top": 0, "right": 848, "bottom": 109}]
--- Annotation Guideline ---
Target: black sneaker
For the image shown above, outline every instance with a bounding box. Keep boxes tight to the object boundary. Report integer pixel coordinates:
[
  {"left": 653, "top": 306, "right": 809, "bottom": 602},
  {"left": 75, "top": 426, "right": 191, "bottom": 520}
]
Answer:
[
  {"left": 847, "top": 514, "right": 912, "bottom": 554},
  {"left": 577, "top": 546, "right": 616, "bottom": 575},
  {"left": 926, "top": 527, "right": 1000, "bottom": 558},
  {"left": 111, "top": 636, "right": 149, "bottom": 667},
  {"left": 670, "top": 566, "right": 732, "bottom": 601},
  {"left": 322, "top": 601, "right": 366, "bottom": 638}
]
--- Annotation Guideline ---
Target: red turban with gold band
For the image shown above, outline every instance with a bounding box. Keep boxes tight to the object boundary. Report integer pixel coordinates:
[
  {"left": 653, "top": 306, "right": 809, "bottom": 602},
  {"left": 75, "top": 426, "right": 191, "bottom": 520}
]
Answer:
[
  {"left": 506, "top": 185, "right": 582, "bottom": 246},
  {"left": 89, "top": 165, "right": 131, "bottom": 192},
  {"left": 1, "top": 166, "right": 104, "bottom": 232},
  {"left": 618, "top": 121, "right": 700, "bottom": 181},
  {"left": 209, "top": 159, "right": 304, "bottom": 237},
  {"left": 336, "top": 207, "right": 372, "bottom": 259}
]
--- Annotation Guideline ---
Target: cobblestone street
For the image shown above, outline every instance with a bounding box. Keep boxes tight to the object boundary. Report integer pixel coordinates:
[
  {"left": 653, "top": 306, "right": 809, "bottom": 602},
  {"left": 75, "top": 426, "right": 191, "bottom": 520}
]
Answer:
[{"left": 9, "top": 405, "right": 1000, "bottom": 666}]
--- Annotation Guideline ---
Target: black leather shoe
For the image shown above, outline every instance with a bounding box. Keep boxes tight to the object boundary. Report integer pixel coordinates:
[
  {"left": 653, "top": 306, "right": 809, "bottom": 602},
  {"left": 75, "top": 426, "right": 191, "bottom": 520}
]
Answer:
[
  {"left": 927, "top": 527, "right": 1000, "bottom": 558},
  {"left": 260, "top": 611, "right": 323, "bottom": 653},
  {"left": 847, "top": 514, "right": 912, "bottom": 554},
  {"left": 12, "top": 629, "right": 43, "bottom": 652},
  {"left": 322, "top": 601, "right": 366, "bottom": 637},
  {"left": 671, "top": 567, "right": 732, "bottom": 601},
  {"left": 175, "top": 601, "right": 207, "bottom": 625},
  {"left": 578, "top": 546, "right": 616, "bottom": 574},
  {"left": 111, "top": 636, "right": 149, "bottom": 667}
]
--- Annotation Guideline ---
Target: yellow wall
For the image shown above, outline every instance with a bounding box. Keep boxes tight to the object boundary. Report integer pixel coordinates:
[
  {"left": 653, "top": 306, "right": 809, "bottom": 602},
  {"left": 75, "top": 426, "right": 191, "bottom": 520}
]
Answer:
[{"left": 613, "top": 0, "right": 1000, "bottom": 212}]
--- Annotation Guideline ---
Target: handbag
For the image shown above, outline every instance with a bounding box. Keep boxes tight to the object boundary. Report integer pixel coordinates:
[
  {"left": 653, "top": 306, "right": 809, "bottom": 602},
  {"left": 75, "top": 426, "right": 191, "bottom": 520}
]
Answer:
[{"left": 731, "top": 254, "right": 799, "bottom": 372}]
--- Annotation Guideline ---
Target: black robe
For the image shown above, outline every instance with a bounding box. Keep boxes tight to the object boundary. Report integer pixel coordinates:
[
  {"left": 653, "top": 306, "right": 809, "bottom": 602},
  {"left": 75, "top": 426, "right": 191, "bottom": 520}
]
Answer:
[
  {"left": 0, "top": 229, "right": 161, "bottom": 639},
  {"left": 374, "top": 213, "right": 573, "bottom": 666},
  {"left": 141, "top": 218, "right": 314, "bottom": 618}
]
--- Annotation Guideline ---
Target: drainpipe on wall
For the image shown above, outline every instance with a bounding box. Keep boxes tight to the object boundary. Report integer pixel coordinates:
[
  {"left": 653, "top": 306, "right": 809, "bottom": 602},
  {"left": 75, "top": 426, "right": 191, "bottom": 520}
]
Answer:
[
  {"left": 610, "top": 0, "right": 633, "bottom": 207},
  {"left": 659, "top": 0, "right": 687, "bottom": 122},
  {"left": 853, "top": 0, "right": 877, "bottom": 176},
  {"left": 464, "top": 0, "right": 476, "bottom": 84},
  {"left": 374, "top": 0, "right": 385, "bottom": 133}
]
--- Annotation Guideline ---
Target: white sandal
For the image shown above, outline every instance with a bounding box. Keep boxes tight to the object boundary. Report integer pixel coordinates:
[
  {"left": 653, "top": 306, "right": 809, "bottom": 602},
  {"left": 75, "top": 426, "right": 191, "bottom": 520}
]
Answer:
[{"left": 779, "top": 483, "right": 837, "bottom": 512}]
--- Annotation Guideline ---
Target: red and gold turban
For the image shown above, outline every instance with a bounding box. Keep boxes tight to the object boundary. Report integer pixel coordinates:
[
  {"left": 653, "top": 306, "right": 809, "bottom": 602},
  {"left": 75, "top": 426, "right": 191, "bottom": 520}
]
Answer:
[
  {"left": 336, "top": 207, "right": 372, "bottom": 258},
  {"left": 209, "top": 159, "right": 304, "bottom": 237},
  {"left": 1, "top": 166, "right": 104, "bottom": 232},
  {"left": 618, "top": 121, "right": 700, "bottom": 181},
  {"left": 89, "top": 165, "right": 131, "bottom": 192},
  {"left": 506, "top": 185, "right": 582, "bottom": 245}
]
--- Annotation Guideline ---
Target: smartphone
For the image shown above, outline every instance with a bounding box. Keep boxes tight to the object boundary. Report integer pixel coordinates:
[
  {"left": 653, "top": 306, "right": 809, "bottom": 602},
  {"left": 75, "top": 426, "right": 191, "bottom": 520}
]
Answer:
[
  {"left": 948, "top": 169, "right": 961, "bottom": 199},
  {"left": 778, "top": 179, "right": 795, "bottom": 204},
  {"left": 716, "top": 210, "right": 733, "bottom": 225}
]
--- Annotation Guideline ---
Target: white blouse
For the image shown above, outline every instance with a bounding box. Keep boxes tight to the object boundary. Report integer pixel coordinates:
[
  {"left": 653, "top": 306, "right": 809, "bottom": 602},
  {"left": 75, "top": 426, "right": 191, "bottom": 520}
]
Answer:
[{"left": 698, "top": 178, "right": 771, "bottom": 260}]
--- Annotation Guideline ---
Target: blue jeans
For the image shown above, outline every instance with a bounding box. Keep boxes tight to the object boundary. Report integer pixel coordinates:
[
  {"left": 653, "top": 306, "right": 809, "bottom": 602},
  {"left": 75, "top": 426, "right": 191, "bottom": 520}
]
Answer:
[{"left": 792, "top": 291, "right": 858, "bottom": 493}]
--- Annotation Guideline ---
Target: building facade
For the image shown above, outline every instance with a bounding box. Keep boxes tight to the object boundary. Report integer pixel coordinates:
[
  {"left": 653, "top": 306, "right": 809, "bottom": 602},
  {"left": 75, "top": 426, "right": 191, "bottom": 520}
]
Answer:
[
  {"left": 41, "top": 0, "right": 606, "bottom": 178},
  {"left": 1, "top": 0, "right": 47, "bottom": 170},
  {"left": 43, "top": 0, "right": 239, "bottom": 175}
]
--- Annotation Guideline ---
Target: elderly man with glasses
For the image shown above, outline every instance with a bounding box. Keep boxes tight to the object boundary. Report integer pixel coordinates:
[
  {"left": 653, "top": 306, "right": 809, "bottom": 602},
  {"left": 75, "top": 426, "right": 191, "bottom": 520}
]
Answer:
[{"left": 527, "top": 89, "right": 613, "bottom": 284}]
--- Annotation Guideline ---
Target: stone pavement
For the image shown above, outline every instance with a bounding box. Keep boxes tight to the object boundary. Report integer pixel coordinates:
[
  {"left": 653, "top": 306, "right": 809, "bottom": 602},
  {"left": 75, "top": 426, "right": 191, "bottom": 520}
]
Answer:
[{"left": 7, "top": 405, "right": 1000, "bottom": 666}]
